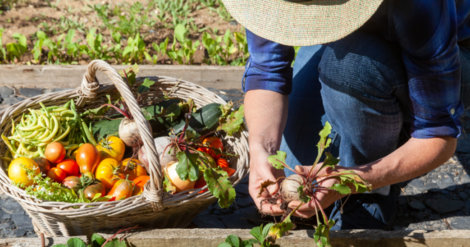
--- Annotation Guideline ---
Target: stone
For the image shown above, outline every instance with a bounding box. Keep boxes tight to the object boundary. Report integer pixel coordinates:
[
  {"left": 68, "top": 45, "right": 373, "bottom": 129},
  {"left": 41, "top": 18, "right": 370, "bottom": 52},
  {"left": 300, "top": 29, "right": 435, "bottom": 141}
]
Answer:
[
  {"left": 409, "top": 200, "right": 426, "bottom": 211},
  {"left": 192, "top": 214, "right": 226, "bottom": 228},
  {"left": 424, "top": 198, "right": 465, "bottom": 214},
  {"left": 398, "top": 196, "right": 408, "bottom": 205},
  {"left": 15, "top": 229, "right": 26, "bottom": 237},
  {"left": 229, "top": 20, "right": 238, "bottom": 26},
  {"left": 408, "top": 179, "right": 425, "bottom": 191},
  {"left": 235, "top": 183, "right": 249, "bottom": 195},
  {"left": 413, "top": 211, "right": 430, "bottom": 220},
  {"left": 0, "top": 87, "right": 14, "bottom": 97},
  {"left": 448, "top": 217, "right": 470, "bottom": 229},
  {"left": 459, "top": 192, "right": 469, "bottom": 200},
  {"left": 0, "top": 223, "right": 10, "bottom": 229},
  {"left": 423, "top": 182, "right": 440, "bottom": 192},
  {"left": 437, "top": 176, "right": 457, "bottom": 191},
  {"left": 19, "top": 88, "right": 44, "bottom": 97},
  {"left": 44, "top": 88, "right": 74, "bottom": 93},
  {"left": 11, "top": 214, "right": 34, "bottom": 230},
  {"left": 1, "top": 199, "right": 24, "bottom": 215},
  {"left": 1, "top": 97, "right": 24, "bottom": 106}
]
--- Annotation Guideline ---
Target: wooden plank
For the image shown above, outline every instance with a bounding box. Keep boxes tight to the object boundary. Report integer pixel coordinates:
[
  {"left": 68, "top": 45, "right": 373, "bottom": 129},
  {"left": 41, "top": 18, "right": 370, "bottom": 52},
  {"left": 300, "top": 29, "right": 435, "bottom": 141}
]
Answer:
[{"left": 0, "top": 65, "right": 245, "bottom": 90}]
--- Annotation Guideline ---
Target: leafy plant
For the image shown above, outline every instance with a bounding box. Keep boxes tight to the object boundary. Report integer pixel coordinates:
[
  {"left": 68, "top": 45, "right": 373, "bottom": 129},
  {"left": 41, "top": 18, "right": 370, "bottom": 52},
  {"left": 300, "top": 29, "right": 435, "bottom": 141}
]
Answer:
[
  {"left": 0, "top": 28, "right": 6, "bottom": 62},
  {"left": 31, "top": 31, "right": 48, "bottom": 63},
  {"left": 169, "top": 24, "right": 200, "bottom": 65},
  {"left": 151, "top": 37, "right": 169, "bottom": 64},
  {"left": 123, "top": 33, "right": 146, "bottom": 64},
  {"left": 219, "top": 224, "right": 275, "bottom": 247},
  {"left": 52, "top": 233, "right": 127, "bottom": 247},
  {"left": 215, "top": 0, "right": 232, "bottom": 22},
  {"left": 6, "top": 33, "right": 27, "bottom": 62}
]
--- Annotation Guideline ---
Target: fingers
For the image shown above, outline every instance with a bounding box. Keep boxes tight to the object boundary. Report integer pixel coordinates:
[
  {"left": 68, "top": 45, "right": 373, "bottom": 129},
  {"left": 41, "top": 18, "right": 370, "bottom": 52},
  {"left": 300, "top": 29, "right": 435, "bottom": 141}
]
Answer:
[{"left": 288, "top": 200, "right": 318, "bottom": 218}]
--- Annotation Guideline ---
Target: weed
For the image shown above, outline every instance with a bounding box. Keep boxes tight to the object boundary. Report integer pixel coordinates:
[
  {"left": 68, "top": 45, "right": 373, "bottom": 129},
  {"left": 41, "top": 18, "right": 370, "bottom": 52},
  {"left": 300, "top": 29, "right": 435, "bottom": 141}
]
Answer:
[{"left": 6, "top": 33, "right": 27, "bottom": 63}]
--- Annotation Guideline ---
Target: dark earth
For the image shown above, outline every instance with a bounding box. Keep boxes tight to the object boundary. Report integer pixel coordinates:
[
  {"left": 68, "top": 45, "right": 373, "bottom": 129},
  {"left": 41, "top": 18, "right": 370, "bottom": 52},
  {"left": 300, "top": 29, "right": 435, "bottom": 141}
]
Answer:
[{"left": 0, "top": 86, "right": 469, "bottom": 238}]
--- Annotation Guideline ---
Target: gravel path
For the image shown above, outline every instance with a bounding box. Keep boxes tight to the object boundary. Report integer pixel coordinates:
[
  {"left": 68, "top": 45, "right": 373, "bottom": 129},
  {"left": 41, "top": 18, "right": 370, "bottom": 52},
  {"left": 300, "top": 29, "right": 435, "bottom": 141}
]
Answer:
[{"left": 0, "top": 86, "right": 469, "bottom": 238}]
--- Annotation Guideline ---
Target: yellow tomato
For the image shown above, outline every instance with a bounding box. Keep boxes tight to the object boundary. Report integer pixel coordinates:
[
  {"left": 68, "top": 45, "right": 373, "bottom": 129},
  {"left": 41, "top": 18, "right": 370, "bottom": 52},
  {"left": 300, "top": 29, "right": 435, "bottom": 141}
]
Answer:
[
  {"left": 96, "top": 136, "right": 125, "bottom": 162},
  {"left": 121, "top": 158, "right": 147, "bottom": 181},
  {"left": 95, "top": 158, "right": 124, "bottom": 190},
  {"left": 8, "top": 157, "right": 40, "bottom": 187}
]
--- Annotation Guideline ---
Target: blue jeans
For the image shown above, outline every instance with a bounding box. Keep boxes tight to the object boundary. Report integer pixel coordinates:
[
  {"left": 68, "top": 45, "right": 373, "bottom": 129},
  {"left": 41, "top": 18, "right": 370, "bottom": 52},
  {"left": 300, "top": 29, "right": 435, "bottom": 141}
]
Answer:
[{"left": 280, "top": 31, "right": 470, "bottom": 230}]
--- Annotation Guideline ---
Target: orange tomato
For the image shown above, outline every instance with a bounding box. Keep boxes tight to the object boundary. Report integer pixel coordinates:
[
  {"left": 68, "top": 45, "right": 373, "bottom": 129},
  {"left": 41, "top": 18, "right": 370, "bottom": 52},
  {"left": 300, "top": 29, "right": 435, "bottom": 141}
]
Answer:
[
  {"left": 76, "top": 143, "right": 100, "bottom": 174},
  {"left": 57, "top": 159, "right": 80, "bottom": 177},
  {"left": 216, "top": 158, "right": 229, "bottom": 168},
  {"left": 95, "top": 158, "right": 124, "bottom": 190},
  {"left": 47, "top": 167, "right": 67, "bottom": 183},
  {"left": 108, "top": 177, "right": 135, "bottom": 200},
  {"left": 121, "top": 158, "right": 147, "bottom": 181},
  {"left": 132, "top": 175, "right": 150, "bottom": 196},
  {"left": 222, "top": 167, "right": 236, "bottom": 177},
  {"left": 45, "top": 142, "right": 66, "bottom": 163}
]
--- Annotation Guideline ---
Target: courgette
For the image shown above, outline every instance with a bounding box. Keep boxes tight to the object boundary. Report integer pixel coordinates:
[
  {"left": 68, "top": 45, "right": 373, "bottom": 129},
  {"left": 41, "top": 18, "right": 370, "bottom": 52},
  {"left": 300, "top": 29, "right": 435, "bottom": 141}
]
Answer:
[{"left": 172, "top": 103, "right": 222, "bottom": 134}]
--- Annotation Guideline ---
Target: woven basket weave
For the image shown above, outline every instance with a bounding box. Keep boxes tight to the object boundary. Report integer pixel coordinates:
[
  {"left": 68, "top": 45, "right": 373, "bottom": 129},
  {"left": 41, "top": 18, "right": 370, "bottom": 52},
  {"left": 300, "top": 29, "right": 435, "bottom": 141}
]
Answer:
[{"left": 0, "top": 60, "right": 249, "bottom": 237}]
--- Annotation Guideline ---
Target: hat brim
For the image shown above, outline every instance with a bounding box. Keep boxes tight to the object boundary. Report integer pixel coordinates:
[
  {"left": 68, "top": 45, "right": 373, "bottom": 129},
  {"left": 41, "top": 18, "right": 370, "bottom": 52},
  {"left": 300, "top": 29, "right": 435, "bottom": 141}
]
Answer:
[{"left": 222, "top": 0, "right": 383, "bottom": 46}]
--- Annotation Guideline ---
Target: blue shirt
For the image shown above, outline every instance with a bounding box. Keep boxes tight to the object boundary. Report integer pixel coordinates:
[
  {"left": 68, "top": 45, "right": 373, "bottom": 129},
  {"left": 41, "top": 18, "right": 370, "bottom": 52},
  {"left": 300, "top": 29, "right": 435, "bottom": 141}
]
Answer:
[{"left": 243, "top": 0, "right": 468, "bottom": 139}]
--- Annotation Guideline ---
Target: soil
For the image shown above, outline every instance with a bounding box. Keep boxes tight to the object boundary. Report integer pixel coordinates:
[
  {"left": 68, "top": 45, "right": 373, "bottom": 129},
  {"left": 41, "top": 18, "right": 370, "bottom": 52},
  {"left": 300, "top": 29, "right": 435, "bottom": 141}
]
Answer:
[{"left": 0, "top": 0, "right": 244, "bottom": 65}]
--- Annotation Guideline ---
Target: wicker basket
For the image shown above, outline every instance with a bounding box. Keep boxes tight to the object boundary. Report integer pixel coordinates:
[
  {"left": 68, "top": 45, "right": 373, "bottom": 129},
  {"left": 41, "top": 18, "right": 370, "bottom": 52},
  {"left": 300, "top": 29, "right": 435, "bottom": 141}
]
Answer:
[{"left": 0, "top": 60, "right": 249, "bottom": 237}]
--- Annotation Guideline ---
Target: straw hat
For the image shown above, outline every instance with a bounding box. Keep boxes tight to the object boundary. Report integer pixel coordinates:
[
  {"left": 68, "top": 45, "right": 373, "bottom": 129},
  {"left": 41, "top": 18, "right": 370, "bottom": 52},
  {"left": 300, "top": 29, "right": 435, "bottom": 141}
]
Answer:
[{"left": 221, "top": 0, "right": 383, "bottom": 46}]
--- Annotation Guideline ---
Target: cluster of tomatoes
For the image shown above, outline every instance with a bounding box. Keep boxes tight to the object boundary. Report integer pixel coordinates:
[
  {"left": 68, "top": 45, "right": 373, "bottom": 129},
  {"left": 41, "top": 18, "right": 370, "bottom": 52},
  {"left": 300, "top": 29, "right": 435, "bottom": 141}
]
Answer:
[
  {"left": 8, "top": 136, "right": 150, "bottom": 201},
  {"left": 193, "top": 137, "right": 236, "bottom": 192}
]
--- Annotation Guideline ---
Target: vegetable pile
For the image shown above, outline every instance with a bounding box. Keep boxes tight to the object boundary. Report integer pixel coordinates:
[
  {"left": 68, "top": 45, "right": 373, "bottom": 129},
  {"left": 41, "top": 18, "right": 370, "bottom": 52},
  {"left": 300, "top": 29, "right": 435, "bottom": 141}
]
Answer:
[{"left": 3, "top": 65, "right": 245, "bottom": 208}]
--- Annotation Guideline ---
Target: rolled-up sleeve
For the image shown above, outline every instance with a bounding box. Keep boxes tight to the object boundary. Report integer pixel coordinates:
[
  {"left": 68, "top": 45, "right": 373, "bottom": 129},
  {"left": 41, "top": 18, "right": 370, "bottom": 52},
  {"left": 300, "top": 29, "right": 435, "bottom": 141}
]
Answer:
[
  {"left": 393, "top": 0, "right": 464, "bottom": 138},
  {"left": 243, "top": 29, "right": 295, "bottom": 95}
]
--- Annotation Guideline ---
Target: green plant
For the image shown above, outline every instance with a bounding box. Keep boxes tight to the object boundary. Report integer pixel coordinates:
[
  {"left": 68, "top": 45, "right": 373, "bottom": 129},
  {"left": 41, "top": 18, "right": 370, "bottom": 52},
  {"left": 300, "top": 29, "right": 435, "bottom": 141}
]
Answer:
[
  {"left": 31, "top": 31, "right": 48, "bottom": 63},
  {"left": 0, "top": 28, "right": 6, "bottom": 62},
  {"left": 123, "top": 33, "right": 146, "bottom": 64},
  {"left": 233, "top": 31, "right": 249, "bottom": 66},
  {"left": 219, "top": 224, "right": 275, "bottom": 247},
  {"left": 82, "top": 28, "right": 111, "bottom": 61},
  {"left": 53, "top": 232, "right": 128, "bottom": 247},
  {"left": 151, "top": 37, "right": 169, "bottom": 64},
  {"left": 167, "top": 24, "right": 199, "bottom": 65},
  {"left": 215, "top": 0, "right": 232, "bottom": 22},
  {"left": 6, "top": 33, "right": 27, "bottom": 62}
]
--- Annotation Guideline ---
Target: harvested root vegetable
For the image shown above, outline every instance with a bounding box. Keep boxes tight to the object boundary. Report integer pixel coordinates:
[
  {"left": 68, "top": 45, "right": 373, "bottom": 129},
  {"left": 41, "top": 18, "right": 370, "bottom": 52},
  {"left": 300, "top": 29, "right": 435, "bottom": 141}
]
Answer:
[
  {"left": 119, "top": 117, "right": 152, "bottom": 147},
  {"left": 279, "top": 174, "right": 304, "bottom": 203},
  {"left": 138, "top": 136, "right": 177, "bottom": 171},
  {"left": 165, "top": 161, "right": 196, "bottom": 193}
]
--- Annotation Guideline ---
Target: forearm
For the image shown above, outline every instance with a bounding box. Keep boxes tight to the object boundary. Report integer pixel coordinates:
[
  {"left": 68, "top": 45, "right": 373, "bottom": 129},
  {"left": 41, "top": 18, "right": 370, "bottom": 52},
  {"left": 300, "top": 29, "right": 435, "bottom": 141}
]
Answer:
[
  {"left": 245, "top": 90, "right": 288, "bottom": 154},
  {"left": 349, "top": 137, "right": 457, "bottom": 190}
]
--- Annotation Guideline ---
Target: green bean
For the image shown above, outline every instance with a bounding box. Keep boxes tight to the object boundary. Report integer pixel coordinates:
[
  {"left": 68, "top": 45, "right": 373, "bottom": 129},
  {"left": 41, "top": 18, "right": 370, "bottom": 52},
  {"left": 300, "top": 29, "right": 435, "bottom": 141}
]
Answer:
[
  {"left": 80, "top": 120, "right": 97, "bottom": 145},
  {"left": 52, "top": 124, "right": 71, "bottom": 142},
  {"left": 41, "top": 114, "right": 59, "bottom": 143}
]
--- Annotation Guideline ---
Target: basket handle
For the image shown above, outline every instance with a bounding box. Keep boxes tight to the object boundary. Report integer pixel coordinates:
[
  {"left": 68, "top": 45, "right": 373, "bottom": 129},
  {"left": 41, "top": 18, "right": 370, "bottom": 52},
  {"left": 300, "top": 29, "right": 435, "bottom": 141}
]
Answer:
[{"left": 79, "top": 60, "right": 163, "bottom": 210}]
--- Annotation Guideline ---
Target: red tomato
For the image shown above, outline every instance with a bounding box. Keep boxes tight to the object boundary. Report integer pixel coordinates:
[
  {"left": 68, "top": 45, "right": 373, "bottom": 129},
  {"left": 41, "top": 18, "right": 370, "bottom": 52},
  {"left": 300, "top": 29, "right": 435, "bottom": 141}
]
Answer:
[
  {"left": 57, "top": 159, "right": 80, "bottom": 177},
  {"left": 202, "top": 137, "right": 224, "bottom": 159},
  {"left": 217, "top": 158, "right": 229, "bottom": 168},
  {"left": 33, "top": 157, "right": 51, "bottom": 174},
  {"left": 47, "top": 167, "right": 67, "bottom": 183},
  {"left": 76, "top": 143, "right": 100, "bottom": 174},
  {"left": 45, "top": 142, "right": 66, "bottom": 163},
  {"left": 194, "top": 178, "right": 208, "bottom": 194}
]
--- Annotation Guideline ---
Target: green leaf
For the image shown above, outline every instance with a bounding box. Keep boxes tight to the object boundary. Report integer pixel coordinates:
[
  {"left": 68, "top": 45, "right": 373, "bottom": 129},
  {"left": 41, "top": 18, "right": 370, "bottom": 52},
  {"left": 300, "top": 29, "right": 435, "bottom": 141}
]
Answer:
[
  {"left": 321, "top": 152, "right": 340, "bottom": 170},
  {"left": 141, "top": 108, "right": 153, "bottom": 121},
  {"left": 65, "top": 29, "right": 75, "bottom": 45},
  {"left": 317, "top": 122, "right": 332, "bottom": 156},
  {"left": 90, "top": 233, "right": 106, "bottom": 247},
  {"left": 225, "top": 235, "right": 241, "bottom": 247},
  {"left": 249, "top": 223, "right": 273, "bottom": 244},
  {"left": 217, "top": 104, "right": 244, "bottom": 136},
  {"left": 328, "top": 183, "right": 351, "bottom": 194},
  {"left": 336, "top": 170, "right": 372, "bottom": 193},
  {"left": 164, "top": 172, "right": 176, "bottom": 194},
  {"left": 118, "top": 64, "right": 139, "bottom": 86},
  {"left": 242, "top": 239, "right": 258, "bottom": 247},
  {"left": 174, "top": 24, "right": 186, "bottom": 43},
  {"left": 218, "top": 243, "right": 233, "bottom": 247},
  {"left": 163, "top": 103, "right": 181, "bottom": 118},
  {"left": 297, "top": 185, "right": 311, "bottom": 203},
  {"left": 111, "top": 31, "right": 121, "bottom": 43},
  {"left": 92, "top": 118, "right": 122, "bottom": 138},
  {"left": 52, "top": 245, "right": 68, "bottom": 247},
  {"left": 66, "top": 238, "right": 87, "bottom": 247},
  {"left": 267, "top": 151, "right": 287, "bottom": 169},
  {"left": 176, "top": 151, "right": 199, "bottom": 182},
  {"left": 268, "top": 214, "right": 294, "bottom": 243},
  {"left": 314, "top": 220, "right": 335, "bottom": 247},
  {"left": 204, "top": 167, "right": 236, "bottom": 209},
  {"left": 37, "top": 30, "right": 47, "bottom": 40},
  {"left": 137, "top": 78, "right": 155, "bottom": 94},
  {"left": 103, "top": 238, "right": 127, "bottom": 247}
]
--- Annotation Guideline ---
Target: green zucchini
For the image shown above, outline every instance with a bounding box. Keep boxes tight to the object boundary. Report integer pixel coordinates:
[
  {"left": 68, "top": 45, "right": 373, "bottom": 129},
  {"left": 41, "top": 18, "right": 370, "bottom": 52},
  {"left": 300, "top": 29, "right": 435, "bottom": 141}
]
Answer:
[{"left": 172, "top": 103, "right": 222, "bottom": 134}]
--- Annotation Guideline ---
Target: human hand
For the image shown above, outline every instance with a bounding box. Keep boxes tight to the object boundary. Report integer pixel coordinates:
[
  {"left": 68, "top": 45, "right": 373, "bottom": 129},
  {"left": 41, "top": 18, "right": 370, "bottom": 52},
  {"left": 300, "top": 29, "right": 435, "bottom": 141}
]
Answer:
[
  {"left": 248, "top": 147, "right": 286, "bottom": 216},
  {"left": 288, "top": 164, "right": 345, "bottom": 218}
]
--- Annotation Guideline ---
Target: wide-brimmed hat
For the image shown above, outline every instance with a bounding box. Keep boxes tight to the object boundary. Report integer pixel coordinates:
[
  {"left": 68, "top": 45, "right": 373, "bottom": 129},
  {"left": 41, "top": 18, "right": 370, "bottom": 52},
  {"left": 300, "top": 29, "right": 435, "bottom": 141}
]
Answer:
[{"left": 221, "top": 0, "right": 383, "bottom": 46}]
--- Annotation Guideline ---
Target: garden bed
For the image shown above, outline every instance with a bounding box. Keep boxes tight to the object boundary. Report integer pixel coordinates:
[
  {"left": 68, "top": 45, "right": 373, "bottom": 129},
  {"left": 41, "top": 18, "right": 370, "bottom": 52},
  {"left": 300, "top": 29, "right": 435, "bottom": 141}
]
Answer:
[{"left": 0, "top": 0, "right": 248, "bottom": 66}]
